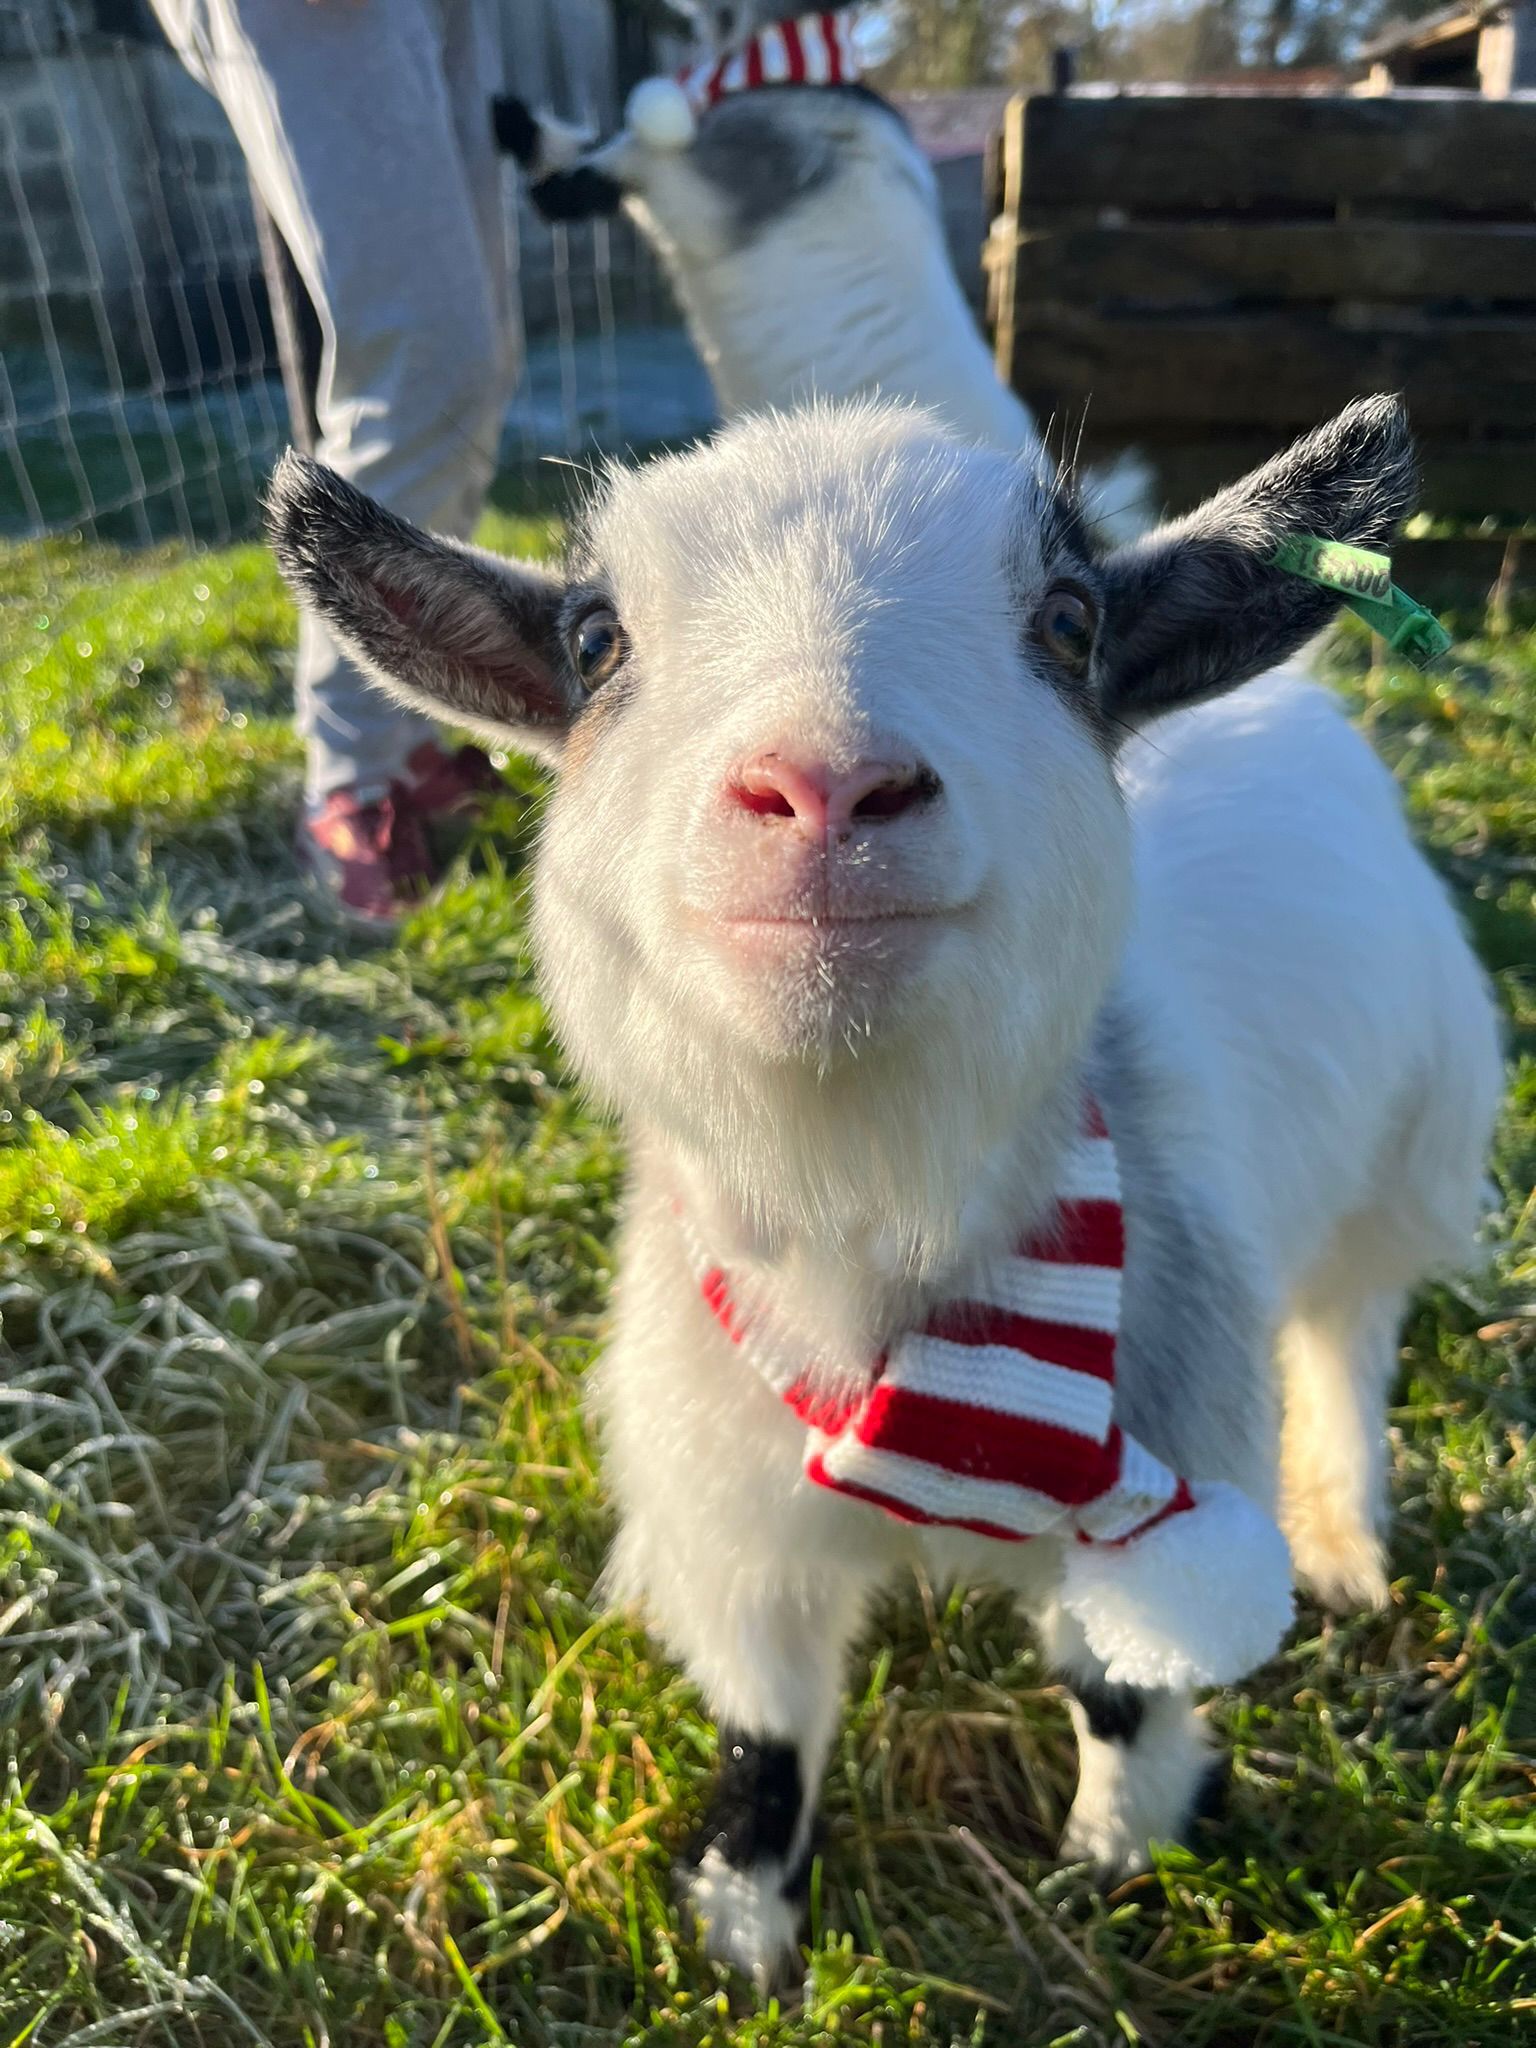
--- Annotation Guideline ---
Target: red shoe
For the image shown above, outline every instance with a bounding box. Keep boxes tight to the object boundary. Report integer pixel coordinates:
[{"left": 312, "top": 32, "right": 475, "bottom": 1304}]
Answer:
[
  {"left": 400, "top": 739, "right": 505, "bottom": 821},
  {"left": 298, "top": 788, "right": 435, "bottom": 926}
]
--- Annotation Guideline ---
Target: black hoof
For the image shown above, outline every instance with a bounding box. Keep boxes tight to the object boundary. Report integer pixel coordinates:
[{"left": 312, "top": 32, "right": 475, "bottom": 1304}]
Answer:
[
  {"left": 1071, "top": 1676, "right": 1146, "bottom": 1746},
  {"left": 1187, "top": 1755, "right": 1230, "bottom": 1838}
]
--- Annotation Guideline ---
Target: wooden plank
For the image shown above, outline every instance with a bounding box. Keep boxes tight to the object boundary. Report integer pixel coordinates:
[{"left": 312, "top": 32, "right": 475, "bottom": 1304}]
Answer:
[
  {"left": 983, "top": 122, "right": 1005, "bottom": 227},
  {"left": 1416, "top": 446, "right": 1536, "bottom": 520},
  {"left": 1007, "top": 221, "right": 1536, "bottom": 309},
  {"left": 1054, "top": 435, "right": 1536, "bottom": 523},
  {"left": 1015, "top": 90, "right": 1536, "bottom": 216},
  {"left": 998, "top": 95, "right": 1028, "bottom": 226},
  {"left": 1009, "top": 311, "right": 1536, "bottom": 432},
  {"left": 989, "top": 97, "right": 1030, "bottom": 389},
  {"left": 1395, "top": 535, "right": 1528, "bottom": 603}
]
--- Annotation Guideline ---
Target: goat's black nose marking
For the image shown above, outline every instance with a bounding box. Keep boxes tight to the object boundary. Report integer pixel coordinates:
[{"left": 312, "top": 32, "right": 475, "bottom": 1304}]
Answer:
[{"left": 531, "top": 166, "right": 624, "bottom": 224}]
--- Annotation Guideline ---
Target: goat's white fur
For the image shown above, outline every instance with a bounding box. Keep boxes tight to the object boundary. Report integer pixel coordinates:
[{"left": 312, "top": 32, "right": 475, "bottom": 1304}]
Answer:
[
  {"left": 542, "top": 414, "right": 1494, "bottom": 1970},
  {"left": 276, "top": 403, "right": 1502, "bottom": 1982},
  {"left": 606, "top": 97, "right": 1030, "bottom": 445},
  {"left": 531, "top": 79, "right": 1152, "bottom": 535}
]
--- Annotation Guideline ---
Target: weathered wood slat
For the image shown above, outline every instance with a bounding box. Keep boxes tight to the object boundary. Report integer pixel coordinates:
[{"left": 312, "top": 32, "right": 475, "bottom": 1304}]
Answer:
[
  {"left": 1003, "top": 222, "right": 1536, "bottom": 308},
  {"left": 1010, "top": 312, "right": 1536, "bottom": 430},
  {"left": 1011, "top": 90, "right": 1536, "bottom": 216},
  {"left": 988, "top": 91, "right": 1536, "bottom": 520},
  {"left": 1395, "top": 535, "right": 1528, "bottom": 602},
  {"left": 1054, "top": 435, "right": 1536, "bottom": 523}
]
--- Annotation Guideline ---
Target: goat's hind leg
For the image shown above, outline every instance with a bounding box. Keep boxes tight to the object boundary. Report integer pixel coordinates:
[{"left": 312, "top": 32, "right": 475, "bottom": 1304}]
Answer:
[
  {"left": 1279, "top": 1274, "right": 1408, "bottom": 1613},
  {"left": 1040, "top": 1610, "right": 1216, "bottom": 1879}
]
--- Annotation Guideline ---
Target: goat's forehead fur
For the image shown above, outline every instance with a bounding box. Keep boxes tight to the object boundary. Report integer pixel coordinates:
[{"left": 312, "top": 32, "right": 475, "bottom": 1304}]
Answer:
[{"left": 576, "top": 403, "right": 1076, "bottom": 625}]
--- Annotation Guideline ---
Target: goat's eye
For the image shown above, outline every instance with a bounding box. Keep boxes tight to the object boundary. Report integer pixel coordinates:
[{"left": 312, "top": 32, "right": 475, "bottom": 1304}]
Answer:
[
  {"left": 1034, "top": 584, "right": 1097, "bottom": 672},
  {"left": 569, "top": 605, "right": 625, "bottom": 691}
]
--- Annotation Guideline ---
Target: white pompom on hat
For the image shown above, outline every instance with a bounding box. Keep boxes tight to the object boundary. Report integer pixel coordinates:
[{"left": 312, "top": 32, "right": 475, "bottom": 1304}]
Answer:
[
  {"left": 626, "top": 11, "right": 864, "bottom": 153},
  {"left": 626, "top": 75, "right": 698, "bottom": 151}
]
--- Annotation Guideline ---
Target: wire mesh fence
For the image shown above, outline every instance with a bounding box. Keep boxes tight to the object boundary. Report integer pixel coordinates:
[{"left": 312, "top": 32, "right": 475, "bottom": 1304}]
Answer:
[{"left": 0, "top": 0, "right": 712, "bottom": 548}]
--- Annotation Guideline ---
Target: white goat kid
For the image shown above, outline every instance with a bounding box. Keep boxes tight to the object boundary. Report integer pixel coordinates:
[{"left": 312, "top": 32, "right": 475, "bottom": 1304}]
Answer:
[
  {"left": 496, "top": 13, "right": 1042, "bottom": 460},
  {"left": 270, "top": 395, "right": 1501, "bottom": 1986}
]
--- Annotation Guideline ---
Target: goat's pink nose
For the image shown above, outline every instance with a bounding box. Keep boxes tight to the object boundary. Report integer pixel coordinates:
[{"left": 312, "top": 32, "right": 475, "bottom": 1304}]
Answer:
[{"left": 729, "top": 753, "right": 933, "bottom": 837}]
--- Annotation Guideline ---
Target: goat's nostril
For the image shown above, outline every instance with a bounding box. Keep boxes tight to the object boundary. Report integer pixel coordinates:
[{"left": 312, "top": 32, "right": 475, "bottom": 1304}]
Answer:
[
  {"left": 853, "top": 783, "right": 910, "bottom": 821},
  {"left": 728, "top": 754, "right": 938, "bottom": 836},
  {"left": 839, "top": 763, "right": 940, "bottom": 828},
  {"left": 733, "top": 782, "right": 797, "bottom": 819},
  {"left": 852, "top": 773, "right": 935, "bottom": 822},
  {"left": 729, "top": 756, "right": 829, "bottom": 829}
]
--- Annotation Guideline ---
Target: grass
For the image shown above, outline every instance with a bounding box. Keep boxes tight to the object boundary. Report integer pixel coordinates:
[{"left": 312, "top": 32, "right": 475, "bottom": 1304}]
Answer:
[{"left": 0, "top": 505, "right": 1533, "bottom": 2048}]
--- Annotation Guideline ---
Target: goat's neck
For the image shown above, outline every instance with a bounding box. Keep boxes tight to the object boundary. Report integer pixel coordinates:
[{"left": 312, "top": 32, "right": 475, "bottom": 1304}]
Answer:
[
  {"left": 645, "top": 1053, "right": 1086, "bottom": 1367},
  {"left": 633, "top": 175, "right": 1037, "bottom": 455}
]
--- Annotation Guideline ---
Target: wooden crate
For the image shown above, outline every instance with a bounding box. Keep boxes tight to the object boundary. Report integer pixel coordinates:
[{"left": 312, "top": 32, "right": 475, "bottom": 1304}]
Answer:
[{"left": 985, "top": 87, "right": 1536, "bottom": 558}]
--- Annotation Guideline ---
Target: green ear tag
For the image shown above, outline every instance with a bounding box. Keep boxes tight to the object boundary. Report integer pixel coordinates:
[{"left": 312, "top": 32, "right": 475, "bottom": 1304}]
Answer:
[{"left": 1272, "top": 535, "right": 1453, "bottom": 670}]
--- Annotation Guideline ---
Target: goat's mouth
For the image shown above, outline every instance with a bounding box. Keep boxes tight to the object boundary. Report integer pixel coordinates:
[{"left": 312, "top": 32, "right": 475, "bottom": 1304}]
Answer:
[
  {"left": 696, "top": 904, "right": 964, "bottom": 980},
  {"left": 693, "top": 904, "right": 962, "bottom": 949},
  {"left": 675, "top": 902, "right": 974, "bottom": 1058},
  {"left": 717, "top": 909, "right": 948, "bottom": 929}
]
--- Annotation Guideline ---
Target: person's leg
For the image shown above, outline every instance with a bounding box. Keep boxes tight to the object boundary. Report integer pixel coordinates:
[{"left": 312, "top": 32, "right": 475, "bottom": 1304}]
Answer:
[{"left": 158, "top": 0, "right": 513, "bottom": 807}]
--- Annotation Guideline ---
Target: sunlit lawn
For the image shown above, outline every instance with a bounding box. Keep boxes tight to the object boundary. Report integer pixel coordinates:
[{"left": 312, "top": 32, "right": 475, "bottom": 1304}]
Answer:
[{"left": 1, "top": 511, "right": 1533, "bottom": 2045}]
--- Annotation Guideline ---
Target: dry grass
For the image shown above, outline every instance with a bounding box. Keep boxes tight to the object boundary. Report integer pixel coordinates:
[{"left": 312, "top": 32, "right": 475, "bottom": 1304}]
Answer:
[{"left": 0, "top": 521, "right": 1532, "bottom": 2046}]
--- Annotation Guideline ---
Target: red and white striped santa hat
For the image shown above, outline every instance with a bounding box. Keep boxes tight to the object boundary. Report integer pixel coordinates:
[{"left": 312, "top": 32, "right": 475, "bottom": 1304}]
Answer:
[
  {"left": 679, "top": 1100, "right": 1294, "bottom": 1692},
  {"left": 627, "top": 10, "right": 864, "bottom": 151}
]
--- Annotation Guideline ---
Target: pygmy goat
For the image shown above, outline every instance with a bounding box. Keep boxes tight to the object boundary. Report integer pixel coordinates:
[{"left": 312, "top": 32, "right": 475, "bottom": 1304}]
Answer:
[
  {"left": 497, "top": 12, "right": 1039, "bottom": 457},
  {"left": 270, "top": 395, "right": 1501, "bottom": 1985},
  {"left": 497, "top": 13, "right": 1149, "bottom": 537}
]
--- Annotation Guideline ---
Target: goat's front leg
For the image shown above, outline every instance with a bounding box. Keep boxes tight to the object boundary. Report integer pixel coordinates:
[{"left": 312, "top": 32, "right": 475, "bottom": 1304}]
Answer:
[
  {"left": 678, "top": 1575, "right": 864, "bottom": 1987},
  {"left": 1038, "top": 1608, "right": 1220, "bottom": 1879}
]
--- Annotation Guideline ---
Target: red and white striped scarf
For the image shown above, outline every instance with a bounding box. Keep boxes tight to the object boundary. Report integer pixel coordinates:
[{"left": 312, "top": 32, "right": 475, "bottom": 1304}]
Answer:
[
  {"left": 674, "top": 1099, "right": 1296, "bottom": 1690},
  {"left": 687, "top": 1103, "right": 1198, "bottom": 1552},
  {"left": 675, "top": 10, "right": 862, "bottom": 118}
]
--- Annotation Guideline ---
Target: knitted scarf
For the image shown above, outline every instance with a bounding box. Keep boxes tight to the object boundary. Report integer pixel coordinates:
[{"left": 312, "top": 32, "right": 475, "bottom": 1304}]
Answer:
[
  {"left": 626, "top": 11, "right": 863, "bottom": 150},
  {"left": 679, "top": 1101, "right": 1295, "bottom": 1691}
]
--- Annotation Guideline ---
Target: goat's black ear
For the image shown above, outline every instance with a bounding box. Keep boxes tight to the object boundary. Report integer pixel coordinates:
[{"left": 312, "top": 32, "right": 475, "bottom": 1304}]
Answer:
[
  {"left": 1096, "top": 394, "right": 1418, "bottom": 728},
  {"left": 266, "top": 452, "right": 576, "bottom": 763}
]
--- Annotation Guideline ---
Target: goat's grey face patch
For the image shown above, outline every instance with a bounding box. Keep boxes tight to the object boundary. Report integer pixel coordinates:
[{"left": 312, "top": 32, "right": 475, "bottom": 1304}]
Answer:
[
  {"left": 691, "top": 87, "right": 918, "bottom": 247},
  {"left": 684, "top": 0, "right": 788, "bottom": 45},
  {"left": 691, "top": 98, "right": 841, "bottom": 242}
]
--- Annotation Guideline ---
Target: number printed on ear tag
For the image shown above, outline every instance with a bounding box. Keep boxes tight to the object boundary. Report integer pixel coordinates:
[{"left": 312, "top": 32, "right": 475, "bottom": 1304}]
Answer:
[
  {"left": 1271, "top": 536, "right": 1393, "bottom": 602},
  {"left": 1272, "top": 533, "right": 1455, "bottom": 671}
]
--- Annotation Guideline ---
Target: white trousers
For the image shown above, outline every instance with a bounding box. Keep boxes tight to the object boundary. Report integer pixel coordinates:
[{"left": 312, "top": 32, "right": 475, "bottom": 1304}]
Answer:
[{"left": 152, "top": 0, "right": 518, "bottom": 801}]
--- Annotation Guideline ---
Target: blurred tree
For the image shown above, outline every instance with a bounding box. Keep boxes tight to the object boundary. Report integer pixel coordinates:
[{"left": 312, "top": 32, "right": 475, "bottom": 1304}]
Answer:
[
  {"left": 876, "top": 0, "right": 1014, "bottom": 85},
  {"left": 873, "top": 0, "right": 1405, "bottom": 87}
]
